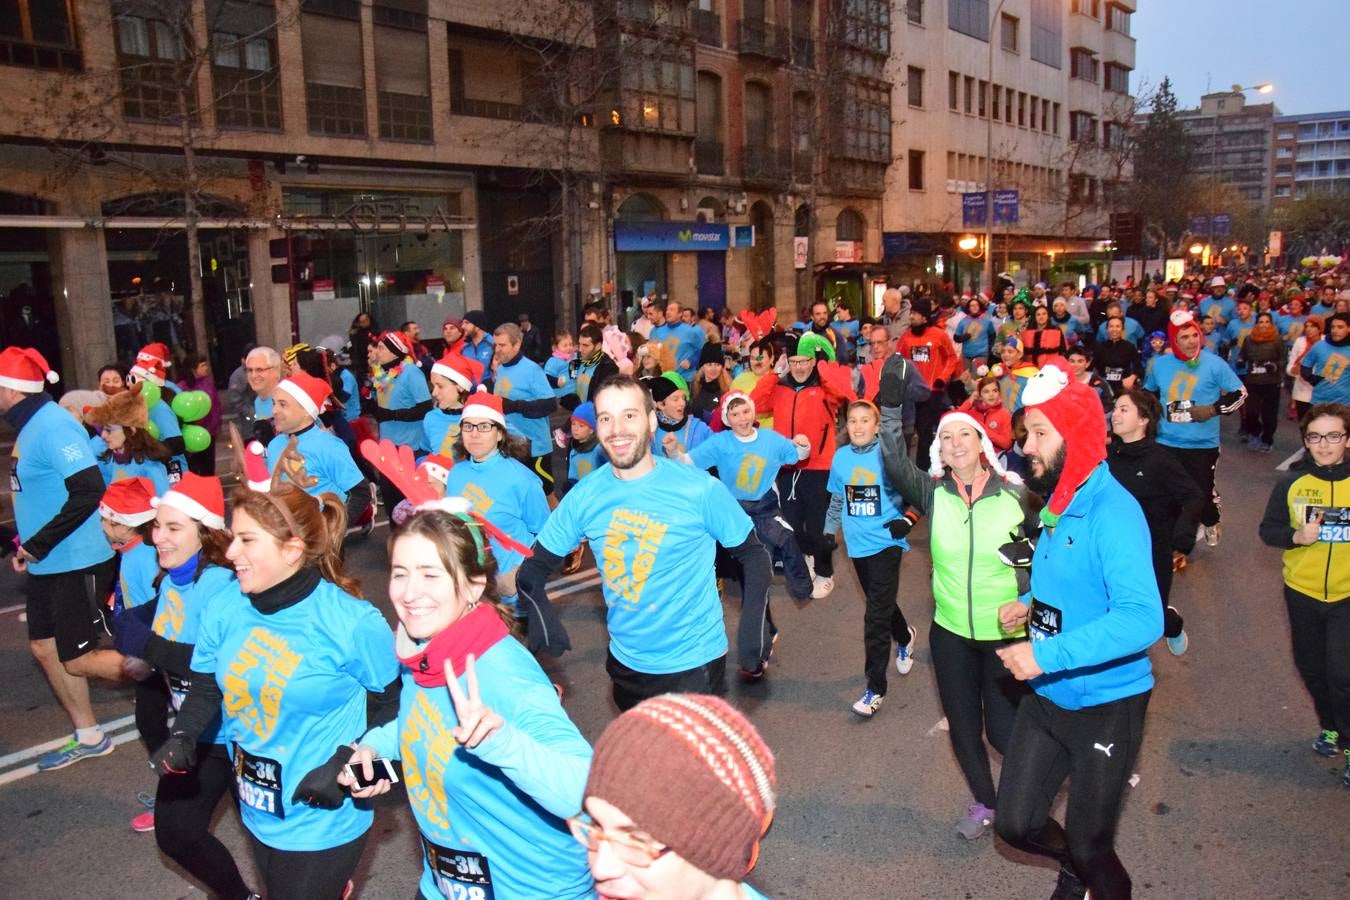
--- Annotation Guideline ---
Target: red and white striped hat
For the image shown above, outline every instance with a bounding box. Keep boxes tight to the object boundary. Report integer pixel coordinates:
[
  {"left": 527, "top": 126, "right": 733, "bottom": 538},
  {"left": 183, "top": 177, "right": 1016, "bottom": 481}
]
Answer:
[
  {"left": 99, "top": 477, "right": 158, "bottom": 527},
  {"left": 275, "top": 371, "right": 332, "bottom": 420},
  {"left": 152, "top": 472, "right": 226, "bottom": 530},
  {"left": 461, "top": 387, "right": 505, "bottom": 428},
  {"left": 0, "top": 346, "right": 59, "bottom": 393}
]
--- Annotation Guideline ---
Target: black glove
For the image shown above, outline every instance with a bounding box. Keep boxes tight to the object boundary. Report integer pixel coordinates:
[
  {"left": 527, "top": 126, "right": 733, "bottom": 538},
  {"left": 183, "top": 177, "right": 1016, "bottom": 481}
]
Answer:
[
  {"left": 997, "top": 533, "right": 1035, "bottom": 568},
  {"left": 519, "top": 583, "right": 572, "bottom": 657},
  {"left": 1215, "top": 390, "right": 1245, "bottom": 415},
  {"left": 113, "top": 604, "right": 155, "bottom": 659},
  {"left": 292, "top": 745, "right": 355, "bottom": 809},
  {"left": 499, "top": 397, "right": 523, "bottom": 414},
  {"left": 885, "top": 510, "right": 920, "bottom": 540},
  {"left": 0, "top": 524, "right": 16, "bottom": 557},
  {"left": 368, "top": 404, "right": 392, "bottom": 422},
  {"left": 150, "top": 731, "right": 197, "bottom": 775}
]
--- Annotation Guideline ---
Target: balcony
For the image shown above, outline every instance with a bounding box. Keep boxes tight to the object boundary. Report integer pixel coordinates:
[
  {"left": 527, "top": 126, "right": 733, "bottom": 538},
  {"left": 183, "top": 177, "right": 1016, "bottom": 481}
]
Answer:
[
  {"left": 738, "top": 19, "right": 789, "bottom": 62},
  {"left": 692, "top": 9, "right": 722, "bottom": 47},
  {"left": 695, "top": 140, "right": 725, "bottom": 176},
  {"left": 742, "top": 145, "right": 790, "bottom": 187},
  {"left": 791, "top": 35, "right": 814, "bottom": 68},
  {"left": 601, "top": 130, "right": 694, "bottom": 181}
]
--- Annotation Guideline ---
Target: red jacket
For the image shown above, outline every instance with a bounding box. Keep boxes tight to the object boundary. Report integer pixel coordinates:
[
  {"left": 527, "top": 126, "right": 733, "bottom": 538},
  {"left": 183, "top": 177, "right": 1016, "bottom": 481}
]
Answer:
[
  {"left": 959, "top": 397, "right": 1014, "bottom": 452},
  {"left": 749, "top": 361, "right": 855, "bottom": 470},
  {"left": 896, "top": 327, "right": 962, "bottom": 388}
]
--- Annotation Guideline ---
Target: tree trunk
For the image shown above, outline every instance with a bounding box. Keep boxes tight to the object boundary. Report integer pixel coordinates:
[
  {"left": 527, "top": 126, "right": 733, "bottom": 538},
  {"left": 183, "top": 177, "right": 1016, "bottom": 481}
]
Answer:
[{"left": 178, "top": 68, "right": 208, "bottom": 355}]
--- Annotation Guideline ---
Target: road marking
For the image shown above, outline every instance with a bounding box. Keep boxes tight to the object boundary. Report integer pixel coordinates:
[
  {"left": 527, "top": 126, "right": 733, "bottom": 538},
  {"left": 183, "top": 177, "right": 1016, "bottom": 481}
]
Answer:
[
  {"left": 0, "top": 714, "right": 136, "bottom": 770},
  {"left": 0, "top": 603, "right": 24, "bottom": 616}
]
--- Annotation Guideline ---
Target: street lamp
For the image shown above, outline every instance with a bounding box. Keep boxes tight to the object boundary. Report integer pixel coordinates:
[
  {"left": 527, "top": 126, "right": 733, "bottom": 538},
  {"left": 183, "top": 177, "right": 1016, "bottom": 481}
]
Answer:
[
  {"left": 982, "top": 0, "right": 1009, "bottom": 296},
  {"left": 958, "top": 234, "right": 983, "bottom": 255}
]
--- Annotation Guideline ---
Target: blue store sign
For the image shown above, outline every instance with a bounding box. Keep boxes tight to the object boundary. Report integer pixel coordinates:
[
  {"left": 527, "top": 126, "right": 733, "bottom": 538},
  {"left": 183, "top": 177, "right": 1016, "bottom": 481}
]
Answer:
[{"left": 614, "top": 221, "right": 730, "bottom": 252}]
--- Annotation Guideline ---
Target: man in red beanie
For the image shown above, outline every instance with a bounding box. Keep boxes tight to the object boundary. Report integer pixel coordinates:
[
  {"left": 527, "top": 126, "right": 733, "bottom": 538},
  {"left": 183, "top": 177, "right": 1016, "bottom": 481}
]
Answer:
[{"left": 992, "top": 358, "right": 1163, "bottom": 900}]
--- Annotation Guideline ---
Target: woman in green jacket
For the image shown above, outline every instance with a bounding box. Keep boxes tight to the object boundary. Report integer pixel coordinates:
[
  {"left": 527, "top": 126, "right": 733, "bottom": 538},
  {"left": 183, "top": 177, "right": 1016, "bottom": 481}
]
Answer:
[{"left": 882, "top": 411, "right": 1039, "bottom": 840}]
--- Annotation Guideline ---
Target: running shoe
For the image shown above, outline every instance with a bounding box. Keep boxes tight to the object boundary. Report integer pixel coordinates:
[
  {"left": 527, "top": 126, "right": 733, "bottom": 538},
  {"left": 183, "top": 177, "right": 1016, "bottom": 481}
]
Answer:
[
  {"left": 851, "top": 689, "right": 884, "bottom": 718},
  {"left": 137, "top": 790, "right": 156, "bottom": 810},
  {"left": 1246, "top": 435, "right": 1261, "bottom": 451},
  {"left": 896, "top": 626, "right": 918, "bottom": 675},
  {"left": 1313, "top": 729, "right": 1340, "bottom": 757},
  {"left": 956, "top": 802, "right": 994, "bottom": 840},
  {"left": 36, "top": 734, "right": 113, "bottom": 771},
  {"left": 811, "top": 574, "right": 835, "bottom": 600},
  {"left": 1342, "top": 750, "right": 1350, "bottom": 788},
  {"left": 1049, "top": 865, "right": 1088, "bottom": 900},
  {"left": 1165, "top": 628, "right": 1188, "bottom": 657},
  {"left": 130, "top": 810, "right": 154, "bottom": 833},
  {"left": 1259, "top": 442, "right": 1273, "bottom": 454},
  {"left": 738, "top": 663, "right": 767, "bottom": 683},
  {"left": 1202, "top": 523, "right": 1221, "bottom": 547}
]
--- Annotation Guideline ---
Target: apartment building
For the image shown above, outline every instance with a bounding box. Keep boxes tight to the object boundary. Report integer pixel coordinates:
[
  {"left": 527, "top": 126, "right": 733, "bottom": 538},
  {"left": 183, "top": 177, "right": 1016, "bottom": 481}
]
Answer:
[
  {"left": 1174, "top": 89, "right": 1278, "bottom": 207},
  {"left": 882, "top": 0, "right": 1136, "bottom": 293},
  {"left": 1272, "top": 110, "right": 1350, "bottom": 205}
]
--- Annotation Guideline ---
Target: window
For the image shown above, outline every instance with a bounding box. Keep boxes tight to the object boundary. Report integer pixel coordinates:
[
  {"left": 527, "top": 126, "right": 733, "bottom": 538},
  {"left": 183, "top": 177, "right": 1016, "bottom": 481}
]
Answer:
[
  {"left": 1004, "top": 86, "right": 1013, "bottom": 123},
  {"left": 1070, "top": 48, "right": 1097, "bottom": 82},
  {"left": 948, "top": 70, "right": 959, "bottom": 110},
  {"left": 1275, "top": 165, "right": 1292, "bottom": 177},
  {"left": 906, "top": 0, "right": 923, "bottom": 25},
  {"left": 1276, "top": 147, "right": 1293, "bottom": 159},
  {"left": 978, "top": 80, "right": 987, "bottom": 117},
  {"left": 908, "top": 150, "right": 925, "bottom": 190},
  {"left": 1029, "top": 0, "right": 1061, "bottom": 68},
  {"left": 836, "top": 208, "right": 864, "bottom": 241},
  {"left": 949, "top": 0, "right": 989, "bottom": 40},
  {"left": 1104, "top": 62, "right": 1130, "bottom": 94},
  {"left": 1103, "top": 120, "right": 1126, "bottom": 149},
  {"left": 1071, "top": 0, "right": 1100, "bottom": 17},
  {"left": 114, "top": 10, "right": 188, "bottom": 121},
  {"left": 835, "top": 79, "right": 890, "bottom": 162},
  {"left": 1040, "top": 98, "right": 1049, "bottom": 131},
  {"left": 302, "top": 5, "right": 365, "bottom": 136},
  {"left": 1070, "top": 110, "right": 1096, "bottom": 143},
  {"left": 1106, "top": 2, "right": 1130, "bottom": 34},
  {"left": 841, "top": 0, "right": 889, "bottom": 54},
  {"left": 210, "top": 0, "right": 282, "bottom": 131},
  {"left": 0, "top": 0, "right": 82, "bottom": 70},
  {"left": 907, "top": 66, "right": 924, "bottom": 107},
  {"left": 792, "top": 90, "right": 813, "bottom": 178},
  {"left": 1017, "top": 92, "right": 1026, "bottom": 127},
  {"left": 991, "top": 82, "right": 999, "bottom": 120},
  {"left": 375, "top": 0, "right": 431, "bottom": 141},
  {"left": 1000, "top": 13, "right": 1018, "bottom": 52},
  {"left": 1275, "top": 186, "right": 1291, "bottom": 198},
  {"left": 963, "top": 75, "right": 973, "bottom": 114},
  {"left": 618, "top": 35, "right": 696, "bottom": 133},
  {"left": 1052, "top": 102, "right": 1060, "bottom": 134}
]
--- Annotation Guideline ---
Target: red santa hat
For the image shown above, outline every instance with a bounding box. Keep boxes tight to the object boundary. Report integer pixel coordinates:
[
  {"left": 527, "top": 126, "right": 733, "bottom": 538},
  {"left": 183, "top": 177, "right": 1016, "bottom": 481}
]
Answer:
[
  {"left": 99, "top": 477, "right": 158, "bottom": 527},
  {"left": 461, "top": 387, "right": 505, "bottom": 428},
  {"left": 129, "top": 343, "right": 172, "bottom": 386},
  {"left": 1168, "top": 309, "right": 1202, "bottom": 362},
  {"left": 1020, "top": 358, "right": 1106, "bottom": 520},
  {"left": 926, "top": 410, "right": 1016, "bottom": 482},
  {"left": 152, "top": 472, "right": 226, "bottom": 530},
  {"left": 0, "top": 346, "right": 60, "bottom": 393},
  {"left": 242, "top": 440, "right": 272, "bottom": 492},
  {"left": 430, "top": 352, "right": 482, "bottom": 392},
  {"left": 720, "top": 390, "right": 755, "bottom": 427},
  {"left": 275, "top": 371, "right": 333, "bottom": 420},
  {"left": 418, "top": 454, "right": 455, "bottom": 486}
]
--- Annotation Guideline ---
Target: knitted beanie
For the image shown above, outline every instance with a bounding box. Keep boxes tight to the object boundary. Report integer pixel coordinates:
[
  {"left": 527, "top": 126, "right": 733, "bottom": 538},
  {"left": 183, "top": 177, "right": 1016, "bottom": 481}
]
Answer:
[
  {"left": 585, "top": 694, "right": 776, "bottom": 880},
  {"left": 1020, "top": 358, "right": 1106, "bottom": 521}
]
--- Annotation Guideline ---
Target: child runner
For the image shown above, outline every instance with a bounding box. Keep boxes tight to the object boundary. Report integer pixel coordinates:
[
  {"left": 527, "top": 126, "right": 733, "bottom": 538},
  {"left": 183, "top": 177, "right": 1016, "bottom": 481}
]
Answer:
[
  {"left": 546, "top": 331, "right": 578, "bottom": 398},
  {"left": 651, "top": 373, "right": 712, "bottom": 457},
  {"left": 825, "top": 400, "right": 918, "bottom": 718},
  {"left": 557, "top": 401, "right": 603, "bottom": 574}
]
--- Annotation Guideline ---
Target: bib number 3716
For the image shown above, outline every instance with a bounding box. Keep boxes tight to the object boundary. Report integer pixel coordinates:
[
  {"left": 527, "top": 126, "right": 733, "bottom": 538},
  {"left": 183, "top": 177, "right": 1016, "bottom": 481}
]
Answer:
[{"left": 846, "top": 484, "right": 880, "bottom": 517}]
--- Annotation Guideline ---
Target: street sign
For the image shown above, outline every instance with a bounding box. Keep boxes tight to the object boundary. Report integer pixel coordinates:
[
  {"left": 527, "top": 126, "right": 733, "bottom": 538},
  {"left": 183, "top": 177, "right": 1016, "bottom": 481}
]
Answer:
[{"left": 1212, "top": 213, "right": 1232, "bottom": 237}]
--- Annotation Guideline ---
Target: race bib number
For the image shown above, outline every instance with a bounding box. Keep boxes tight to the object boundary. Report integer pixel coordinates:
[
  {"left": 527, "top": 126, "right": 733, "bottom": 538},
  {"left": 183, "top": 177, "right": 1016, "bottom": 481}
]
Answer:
[
  {"left": 167, "top": 459, "right": 184, "bottom": 485},
  {"left": 1028, "top": 598, "right": 1063, "bottom": 640},
  {"left": 1248, "top": 363, "right": 1270, "bottom": 375},
  {"left": 424, "top": 837, "right": 495, "bottom": 900},
  {"left": 8, "top": 467, "right": 18, "bottom": 493},
  {"left": 1104, "top": 367, "right": 1124, "bottom": 383},
  {"left": 234, "top": 746, "right": 285, "bottom": 818},
  {"left": 845, "top": 484, "right": 881, "bottom": 518},
  {"left": 167, "top": 673, "right": 190, "bottom": 712},
  {"left": 1166, "top": 400, "right": 1194, "bottom": 424},
  {"left": 1308, "top": 506, "right": 1350, "bottom": 543},
  {"left": 911, "top": 345, "right": 931, "bottom": 364}
]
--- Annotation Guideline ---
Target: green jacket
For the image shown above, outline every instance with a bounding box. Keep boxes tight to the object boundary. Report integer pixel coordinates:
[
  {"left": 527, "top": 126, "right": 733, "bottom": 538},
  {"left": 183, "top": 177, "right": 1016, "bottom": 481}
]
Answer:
[{"left": 881, "top": 430, "right": 1034, "bottom": 640}]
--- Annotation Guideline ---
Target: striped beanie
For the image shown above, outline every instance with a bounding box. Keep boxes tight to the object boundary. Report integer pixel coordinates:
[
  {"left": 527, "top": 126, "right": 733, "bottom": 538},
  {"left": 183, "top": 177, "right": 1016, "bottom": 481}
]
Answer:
[{"left": 585, "top": 694, "right": 776, "bottom": 880}]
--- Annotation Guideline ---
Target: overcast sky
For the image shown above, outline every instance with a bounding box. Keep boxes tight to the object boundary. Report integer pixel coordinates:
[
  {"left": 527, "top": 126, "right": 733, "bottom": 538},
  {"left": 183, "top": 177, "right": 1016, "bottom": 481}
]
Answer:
[{"left": 1132, "top": 0, "right": 1350, "bottom": 116}]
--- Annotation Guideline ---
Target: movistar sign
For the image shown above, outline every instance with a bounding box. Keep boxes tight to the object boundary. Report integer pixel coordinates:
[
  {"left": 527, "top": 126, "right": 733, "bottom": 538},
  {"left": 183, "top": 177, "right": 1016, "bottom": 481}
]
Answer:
[{"left": 615, "top": 222, "right": 730, "bottom": 252}]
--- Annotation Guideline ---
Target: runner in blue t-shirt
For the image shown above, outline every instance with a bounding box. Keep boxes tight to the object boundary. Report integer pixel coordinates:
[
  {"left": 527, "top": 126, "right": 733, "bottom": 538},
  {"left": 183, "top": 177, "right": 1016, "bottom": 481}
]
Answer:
[
  {"left": 517, "top": 376, "right": 774, "bottom": 707},
  {"left": 546, "top": 332, "right": 578, "bottom": 398},
  {"left": 1301, "top": 313, "right": 1350, "bottom": 404},
  {"left": 651, "top": 375, "right": 712, "bottom": 458},
  {"left": 367, "top": 332, "right": 434, "bottom": 509},
  {"left": 493, "top": 322, "right": 560, "bottom": 495},
  {"left": 266, "top": 372, "right": 370, "bottom": 529}
]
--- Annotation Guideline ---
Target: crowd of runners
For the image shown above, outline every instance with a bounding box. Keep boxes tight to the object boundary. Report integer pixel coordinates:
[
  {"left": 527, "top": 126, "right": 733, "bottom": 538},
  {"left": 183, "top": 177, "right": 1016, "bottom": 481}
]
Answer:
[{"left": 2, "top": 263, "right": 1347, "bottom": 900}]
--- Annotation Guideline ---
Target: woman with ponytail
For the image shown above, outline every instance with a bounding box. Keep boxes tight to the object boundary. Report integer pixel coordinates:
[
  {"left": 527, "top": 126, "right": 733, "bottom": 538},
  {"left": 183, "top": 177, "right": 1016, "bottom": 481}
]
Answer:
[{"left": 149, "top": 483, "right": 399, "bottom": 899}]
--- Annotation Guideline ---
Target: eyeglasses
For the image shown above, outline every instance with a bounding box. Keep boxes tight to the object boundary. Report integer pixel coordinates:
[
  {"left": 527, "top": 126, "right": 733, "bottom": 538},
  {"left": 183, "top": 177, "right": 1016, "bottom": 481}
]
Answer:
[
  {"left": 1304, "top": 431, "right": 1346, "bottom": 445},
  {"left": 460, "top": 421, "right": 499, "bottom": 433},
  {"left": 245, "top": 366, "right": 277, "bottom": 375},
  {"left": 566, "top": 815, "right": 670, "bottom": 867}
]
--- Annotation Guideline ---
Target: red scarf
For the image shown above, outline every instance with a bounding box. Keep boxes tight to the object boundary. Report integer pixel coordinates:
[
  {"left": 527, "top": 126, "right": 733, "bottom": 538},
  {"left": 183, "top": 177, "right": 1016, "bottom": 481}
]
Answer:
[{"left": 396, "top": 603, "right": 510, "bottom": 687}]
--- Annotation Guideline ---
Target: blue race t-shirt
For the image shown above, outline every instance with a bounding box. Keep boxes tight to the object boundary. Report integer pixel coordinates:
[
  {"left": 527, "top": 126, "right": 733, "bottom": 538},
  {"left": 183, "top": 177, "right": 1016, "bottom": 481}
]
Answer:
[
  {"left": 115, "top": 539, "right": 161, "bottom": 610},
  {"left": 1145, "top": 350, "right": 1244, "bottom": 449},
  {"left": 689, "top": 428, "right": 800, "bottom": 502},
  {"left": 444, "top": 451, "right": 550, "bottom": 575},
  {"left": 192, "top": 579, "right": 398, "bottom": 851},
  {"left": 567, "top": 443, "right": 605, "bottom": 484},
  {"left": 536, "top": 457, "right": 751, "bottom": 673},
  {"left": 154, "top": 562, "right": 235, "bottom": 745},
  {"left": 147, "top": 398, "right": 187, "bottom": 480},
  {"left": 827, "top": 442, "right": 910, "bottom": 558},
  {"left": 650, "top": 322, "right": 706, "bottom": 374},
  {"left": 1302, "top": 339, "right": 1350, "bottom": 404},
  {"left": 1199, "top": 294, "right": 1236, "bottom": 327},
  {"left": 253, "top": 394, "right": 274, "bottom": 421},
  {"left": 544, "top": 355, "right": 576, "bottom": 399},
  {"left": 11, "top": 399, "right": 113, "bottom": 574},
  {"left": 375, "top": 364, "right": 432, "bottom": 450},
  {"left": 651, "top": 416, "right": 712, "bottom": 458},
  {"left": 95, "top": 440, "right": 171, "bottom": 495},
  {"left": 338, "top": 368, "right": 362, "bottom": 422},
  {"left": 265, "top": 425, "right": 364, "bottom": 501},
  {"left": 422, "top": 407, "right": 462, "bottom": 459},
  {"left": 494, "top": 355, "right": 556, "bottom": 457},
  {"left": 1224, "top": 316, "right": 1256, "bottom": 369}
]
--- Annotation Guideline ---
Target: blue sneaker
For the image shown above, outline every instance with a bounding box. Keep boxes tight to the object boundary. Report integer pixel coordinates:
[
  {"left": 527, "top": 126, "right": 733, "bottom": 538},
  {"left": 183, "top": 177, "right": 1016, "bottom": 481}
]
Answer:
[
  {"left": 896, "top": 626, "right": 918, "bottom": 675},
  {"left": 1342, "top": 750, "right": 1350, "bottom": 788},
  {"left": 851, "top": 689, "right": 884, "bottom": 718},
  {"left": 1314, "top": 729, "right": 1340, "bottom": 757},
  {"left": 37, "top": 734, "right": 113, "bottom": 771}
]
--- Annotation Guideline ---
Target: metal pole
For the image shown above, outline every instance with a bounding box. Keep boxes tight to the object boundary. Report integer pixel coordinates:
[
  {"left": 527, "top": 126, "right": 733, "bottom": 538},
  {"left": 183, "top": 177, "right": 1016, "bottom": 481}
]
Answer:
[{"left": 983, "top": 0, "right": 1006, "bottom": 295}]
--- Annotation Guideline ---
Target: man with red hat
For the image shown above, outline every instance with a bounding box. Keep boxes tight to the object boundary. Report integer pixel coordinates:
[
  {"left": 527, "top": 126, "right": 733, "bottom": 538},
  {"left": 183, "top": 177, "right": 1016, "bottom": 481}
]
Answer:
[
  {"left": 266, "top": 370, "right": 371, "bottom": 527},
  {"left": 1144, "top": 309, "right": 1246, "bottom": 551},
  {"left": 992, "top": 359, "right": 1163, "bottom": 900},
  {"left": 0, "top": 346, "right": 123, "bottom": 770}
]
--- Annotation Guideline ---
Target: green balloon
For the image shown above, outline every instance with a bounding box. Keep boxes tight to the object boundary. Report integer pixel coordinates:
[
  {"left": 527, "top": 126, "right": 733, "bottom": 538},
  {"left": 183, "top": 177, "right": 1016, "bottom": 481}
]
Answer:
[
  {"left": 139, "top": 381, "right": 161, "bottom": 408},
  {"left": 182, "top": 424, "right": 212, "bottom": 454},
  {"left": 172, "top": 390, "right": 211, "bottom": 423},
  {"left": 145, "top": 419, "right": 161, "bottom": 440}
]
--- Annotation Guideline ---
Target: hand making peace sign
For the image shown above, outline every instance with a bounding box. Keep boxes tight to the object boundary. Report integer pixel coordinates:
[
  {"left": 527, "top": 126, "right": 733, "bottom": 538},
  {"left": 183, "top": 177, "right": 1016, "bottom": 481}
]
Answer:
[{"left": 447, "top": 653, "right": 504, "bottom": 750}]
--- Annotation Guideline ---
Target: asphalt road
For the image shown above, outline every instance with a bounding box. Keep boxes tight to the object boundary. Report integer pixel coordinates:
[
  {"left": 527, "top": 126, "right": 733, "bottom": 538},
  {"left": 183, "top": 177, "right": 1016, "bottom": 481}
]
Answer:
[{"left": 2, "top": 421, "right": 1348, "bottom": 899}]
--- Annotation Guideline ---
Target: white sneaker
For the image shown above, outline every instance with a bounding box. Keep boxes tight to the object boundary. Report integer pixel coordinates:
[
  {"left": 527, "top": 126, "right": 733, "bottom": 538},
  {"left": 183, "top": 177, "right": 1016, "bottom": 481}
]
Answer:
[
  {"left": 896, "top": 625, "right": 918, "bottom": 674},
  {"left": 1166, "top": 627, "right": 1189, "bottom": 657},
  {"left": 852, "top": 688, "right": 884, "bottom": 718},
  {"left": 811, "top": 575, "right": 835, "bottom": 599},
  {"left": 1203, "top": 523, "right": 1220, "bottom": 547}
]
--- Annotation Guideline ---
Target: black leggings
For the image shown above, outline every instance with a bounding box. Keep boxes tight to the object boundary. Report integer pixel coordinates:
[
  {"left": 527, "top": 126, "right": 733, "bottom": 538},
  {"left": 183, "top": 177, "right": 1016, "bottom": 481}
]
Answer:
[
  {"left": 851, "top": 546, "right": 908, "bottom": 696},
  {"left": 929, "top": 624, "right": 1026, "bottom": 808},
  {"left": 605, "top": 650, "right": 728, "bottom": 713},
  {"left": 156, "top": 744, "right": 251, "bottom": 900},
  {"left": 134, "top": 676, "right": 170, "bottom": 753},
  {"left": 1285, "top": 585, "right": 1350, "bottom": 739},
  {"left": 1167, "top": 446, "right": 1220, "bottom": 528},
  {"left": 247, "top": 830, "right": 368, "bottom": 900},
  {"left": 778, "top": 468, "right": 834, "bottom": 578},
  {"left": 996, "top": 690, "right": 1150, "bottom": 900},
  {"left": 1242, "top": 381, "right": 1281, "bottom": 444}
]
